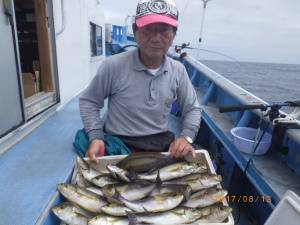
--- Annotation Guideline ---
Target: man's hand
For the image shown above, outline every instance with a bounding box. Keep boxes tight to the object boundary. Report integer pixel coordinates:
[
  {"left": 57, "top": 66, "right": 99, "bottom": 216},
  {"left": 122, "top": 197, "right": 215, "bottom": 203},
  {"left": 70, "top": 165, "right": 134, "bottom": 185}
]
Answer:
[
  {"left": 86, "top": 139, "right": 105, "bottom": 164},
  {"left": 168, "top": 137, "right": 196, "bottom": 158}
]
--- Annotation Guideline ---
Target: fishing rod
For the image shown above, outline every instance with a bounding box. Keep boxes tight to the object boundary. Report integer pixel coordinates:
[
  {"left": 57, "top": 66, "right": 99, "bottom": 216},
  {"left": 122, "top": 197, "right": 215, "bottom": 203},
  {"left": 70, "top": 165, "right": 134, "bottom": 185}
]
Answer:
[
  {"left": 196, "top": 0, "right": 213, "bottom": 60},
  {"left": 174, "top": 42, "right": 241, "bottom": 64},
  {"left": 219, "top": 101, "right": 300, "bottom": 125}
]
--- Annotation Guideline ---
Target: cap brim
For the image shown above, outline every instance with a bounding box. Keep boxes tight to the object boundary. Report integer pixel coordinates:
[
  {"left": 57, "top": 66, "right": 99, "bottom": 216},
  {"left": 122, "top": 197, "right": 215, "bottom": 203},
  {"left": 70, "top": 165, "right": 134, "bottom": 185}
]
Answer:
[{"left": 136, "top": 14, "right": 177, "bottom": 28}]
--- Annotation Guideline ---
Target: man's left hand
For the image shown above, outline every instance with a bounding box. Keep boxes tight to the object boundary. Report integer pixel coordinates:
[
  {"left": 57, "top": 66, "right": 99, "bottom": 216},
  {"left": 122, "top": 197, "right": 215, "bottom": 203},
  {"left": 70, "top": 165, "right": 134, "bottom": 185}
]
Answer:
[{"left": 168, "top": 137, "right": 196, "bottom": 158}]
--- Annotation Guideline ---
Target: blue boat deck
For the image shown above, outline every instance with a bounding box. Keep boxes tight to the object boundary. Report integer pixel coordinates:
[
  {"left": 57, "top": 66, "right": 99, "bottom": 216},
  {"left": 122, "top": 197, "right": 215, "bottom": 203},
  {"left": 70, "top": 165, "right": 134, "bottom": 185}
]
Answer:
[{"left": 0, "top": 98, "right": 81, "bottom": 225}]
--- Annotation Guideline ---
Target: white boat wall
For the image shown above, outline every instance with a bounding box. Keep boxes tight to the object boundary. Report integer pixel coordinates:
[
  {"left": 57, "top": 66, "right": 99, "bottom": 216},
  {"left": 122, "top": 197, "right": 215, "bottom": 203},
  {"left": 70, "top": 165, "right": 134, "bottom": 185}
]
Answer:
[
  {"left": 0, "top": 0, "right": 106, "bottom": 153},
  {"left": 52, "top": 0, "right": 106, "bottom": 105}
]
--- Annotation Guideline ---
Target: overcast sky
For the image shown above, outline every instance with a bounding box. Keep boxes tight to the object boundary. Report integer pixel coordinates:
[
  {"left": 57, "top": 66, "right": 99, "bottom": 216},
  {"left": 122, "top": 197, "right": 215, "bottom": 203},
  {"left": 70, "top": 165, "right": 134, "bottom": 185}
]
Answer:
[{"left": 101, "top": 0, "right": 300, "bottom": 64}]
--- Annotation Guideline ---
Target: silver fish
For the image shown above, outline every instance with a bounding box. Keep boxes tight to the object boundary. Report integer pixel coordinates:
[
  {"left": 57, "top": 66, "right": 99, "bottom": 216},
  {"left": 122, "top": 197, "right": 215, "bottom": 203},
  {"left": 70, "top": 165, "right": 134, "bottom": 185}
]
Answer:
[
  {"left": 75, "top": 170, "right": 91, "bottom": 188},
  {"left": 91, "top": 174, "right": 118, "bottom": 188},
  {"left": 195, "top": 204, "right": 232, "bottom": 223},
  {"left": 101, "top": 203, "right": 133, "bottom": 216},
  {"left": 57, "top": 184, "right": 107, "bottom": 213},
  {"left": 106, "top": 164, "right": 130, "bottom": 182},
  {"left": 86, "top": 186, "right": 104, "bottom": 197},
  {"left": 183, "top": 187, "right": 228, "bottom": 208},
  {"left": 136, "top": 162, "right": 207, "bottom": 181},
  {"left": 52, "top": 202, "right": 90, "bottom": 225},
  {"left": 77, "top": 157, "right": 103, "bottom": 182},
  {"left": 128, "top": 207, "right": 203, "bottom": 225},
  {"left": 102, "top": 179, "right": 157, "bottom": 201},
  {"left": 165, "top": 173, "right": 222, "bottom": 192},
  {"left": 88, "top": 214, "right": 128, "bottom": 225},
  {"left": 149, "top": 184, "right": 192, "bottom": 201},
  {"left": 115, "top": 191, "right": 184, "bottom": 213},
  {"left": 76, "top": 156, "right": 90, "bottom": 170}
]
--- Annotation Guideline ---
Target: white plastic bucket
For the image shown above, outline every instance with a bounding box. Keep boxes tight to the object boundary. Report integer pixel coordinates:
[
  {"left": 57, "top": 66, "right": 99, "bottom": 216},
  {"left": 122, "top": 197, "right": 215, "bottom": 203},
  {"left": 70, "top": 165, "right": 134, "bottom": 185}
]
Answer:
[{"left": 230, "top": 127, "right": 272, "bottom": 155}]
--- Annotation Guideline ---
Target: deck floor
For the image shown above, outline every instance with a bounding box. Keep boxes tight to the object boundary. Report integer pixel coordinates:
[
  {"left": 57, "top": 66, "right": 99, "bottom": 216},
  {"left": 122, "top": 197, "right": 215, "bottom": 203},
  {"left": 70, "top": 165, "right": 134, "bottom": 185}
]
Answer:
[{"left": 0, "top": 97, "right": 81, "bottom": 225}]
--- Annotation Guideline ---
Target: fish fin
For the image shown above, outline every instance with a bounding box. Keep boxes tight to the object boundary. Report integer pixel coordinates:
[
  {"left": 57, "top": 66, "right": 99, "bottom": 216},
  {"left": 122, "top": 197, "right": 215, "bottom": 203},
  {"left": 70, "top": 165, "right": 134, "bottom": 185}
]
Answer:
[
  {"left": 143, "top": 206, "right": 150, "bottom": 214},
  {"left": 111, "top": 188, "right": 125, "bottom": 202},
  {"left": 147, "top": 166, "right": 159, "bottom": 174},
  {"left": 154, "top": 170, "right": 162, "bottom": 186},
  {"left": 127, "top": 211, "right": 137, "bottom": 225},
  {"left": 106, "top": 196, "right": 123, "bottom": 204}
]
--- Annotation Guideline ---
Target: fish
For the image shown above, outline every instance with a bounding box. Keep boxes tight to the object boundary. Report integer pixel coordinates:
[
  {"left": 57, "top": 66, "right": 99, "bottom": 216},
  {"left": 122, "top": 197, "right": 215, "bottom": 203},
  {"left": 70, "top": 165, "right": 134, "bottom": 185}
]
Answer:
[
  {"left": 85, "top": 186, "right": 105, "bottom": 197},
  {"left": 75, "top": 170, "right": 91, "bottom": 188},
  {"left": 88, "top": 214, "right": 128, "bottom": 225},
  {"left": 106, "top": 164, "right": 131, "bottom": 182},
  {"left": 52, "top": 202, "right": 91, "bottom": 225},
  {"left": 76, "top": 156, "right": 90, "bottom": 170},
  {"left": 183, "top": 187, "right": 228, "bottom": 208},
  {"left": 149, "top": 184, "right": 192, "bottom": 201},
  {"left": 195, "top": 204, "right": 232, "bottom": 223},
  {"left": 91, "top": 174, "right": 118, "bottom": 187},
  {"left": 135, "top": 162, "right": 207, "bottom": 181},
  {"left": 117, "top": 152, "right": 180, "bottom": 173},
  {"left": 165, "top": 173, "right": 222, "bottom": 192},
  {"left": 57, "top": 184, "right": 107, "bottom": 213},
  {"left": 101, "top": 203, "right": 133, "bottom": 216},
  {"left": 102, "top": 179, "right": 156, "bottom": 201},
  {"left": 77, "top": 157, "right": 104, "bottom": 182},
  {"left": 127, "top": 207, "right": 203, "bottom": 225},
  {"left": 114, "top": 191, "right": 184, "bottom": 213}
]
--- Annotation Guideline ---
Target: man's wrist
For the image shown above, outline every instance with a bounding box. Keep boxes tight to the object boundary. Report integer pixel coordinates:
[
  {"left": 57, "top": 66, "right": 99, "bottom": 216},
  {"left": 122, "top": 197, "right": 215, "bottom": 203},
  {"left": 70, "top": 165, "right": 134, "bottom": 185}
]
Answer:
[
  {"left": 87, "top": 129, "right": 104, "bottom": 141},
  {"left": 90, "top": 139, "right": 104, "bottom": 144}
]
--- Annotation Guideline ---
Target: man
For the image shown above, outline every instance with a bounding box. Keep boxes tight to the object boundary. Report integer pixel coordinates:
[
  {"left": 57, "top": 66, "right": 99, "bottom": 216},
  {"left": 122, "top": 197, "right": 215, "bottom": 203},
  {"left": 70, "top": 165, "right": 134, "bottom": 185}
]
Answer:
[{"left": 79, "top": 0, "right": 201, "bottom": 163}]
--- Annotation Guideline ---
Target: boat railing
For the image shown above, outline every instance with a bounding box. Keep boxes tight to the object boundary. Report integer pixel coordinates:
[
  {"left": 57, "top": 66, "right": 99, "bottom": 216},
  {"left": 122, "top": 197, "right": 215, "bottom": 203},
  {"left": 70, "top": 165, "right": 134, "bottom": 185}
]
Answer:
[{"left": 171, "top": 52, "right": 300, "bottom": 142}]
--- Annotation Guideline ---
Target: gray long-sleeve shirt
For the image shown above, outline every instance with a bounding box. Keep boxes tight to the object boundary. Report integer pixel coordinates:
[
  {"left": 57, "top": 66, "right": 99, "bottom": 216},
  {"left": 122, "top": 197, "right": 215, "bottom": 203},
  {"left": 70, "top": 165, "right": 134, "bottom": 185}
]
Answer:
[{"left": 79, "top": 49, "right": 201, "bottom": 141}]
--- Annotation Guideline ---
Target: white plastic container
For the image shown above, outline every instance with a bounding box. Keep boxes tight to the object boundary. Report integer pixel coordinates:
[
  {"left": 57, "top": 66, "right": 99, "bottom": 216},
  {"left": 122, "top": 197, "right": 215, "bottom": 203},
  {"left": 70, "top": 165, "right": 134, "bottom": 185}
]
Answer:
[
  {"left": 81, "top": 150, "right": 234, "bottom": 225},
  {"left": 230, "top": 127, "right": 272, "bottom": 155},
  {"left": 264, "top": 190, "right": 300, "bottom": 225}
]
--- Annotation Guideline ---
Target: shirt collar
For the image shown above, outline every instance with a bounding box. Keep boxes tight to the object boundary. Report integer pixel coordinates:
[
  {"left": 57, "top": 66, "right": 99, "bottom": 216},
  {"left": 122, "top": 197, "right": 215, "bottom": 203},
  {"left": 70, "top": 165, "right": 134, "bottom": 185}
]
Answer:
[{"left": 132, "top": 48, "right": 170, "bottom": 75}]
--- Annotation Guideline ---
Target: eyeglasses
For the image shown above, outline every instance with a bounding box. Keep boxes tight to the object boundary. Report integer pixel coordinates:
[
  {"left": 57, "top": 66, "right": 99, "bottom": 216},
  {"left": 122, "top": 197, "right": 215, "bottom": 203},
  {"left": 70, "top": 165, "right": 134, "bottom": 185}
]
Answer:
[{"left": 139, "top": 25, "right": 174, "bottom": 37}]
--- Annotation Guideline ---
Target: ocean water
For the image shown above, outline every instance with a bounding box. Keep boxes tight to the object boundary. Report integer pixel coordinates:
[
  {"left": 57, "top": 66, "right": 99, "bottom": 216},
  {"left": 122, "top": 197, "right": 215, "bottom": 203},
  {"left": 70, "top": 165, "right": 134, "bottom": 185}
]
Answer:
[{"left": 200, "top": 60, "right": 300, "bottom": 113}]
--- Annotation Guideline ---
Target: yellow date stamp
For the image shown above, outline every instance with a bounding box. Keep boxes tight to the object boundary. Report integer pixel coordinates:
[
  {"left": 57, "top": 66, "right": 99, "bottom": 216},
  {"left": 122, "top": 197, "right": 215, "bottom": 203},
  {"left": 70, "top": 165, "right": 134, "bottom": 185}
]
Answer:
[{"left": 226, "top": 195, "right": 272, "bottom": 203}]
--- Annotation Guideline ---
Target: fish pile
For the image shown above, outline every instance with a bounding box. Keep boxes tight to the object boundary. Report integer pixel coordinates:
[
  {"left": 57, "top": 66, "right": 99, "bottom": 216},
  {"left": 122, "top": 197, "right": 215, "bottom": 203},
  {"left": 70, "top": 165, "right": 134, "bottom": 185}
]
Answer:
[{"left": 52, "top": 152, "right": 232, "bottom": 225}]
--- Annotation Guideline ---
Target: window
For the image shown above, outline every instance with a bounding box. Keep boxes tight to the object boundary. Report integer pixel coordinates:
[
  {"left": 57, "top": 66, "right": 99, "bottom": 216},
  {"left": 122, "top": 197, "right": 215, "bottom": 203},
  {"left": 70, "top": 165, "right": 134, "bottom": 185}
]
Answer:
[{"left": 90, "top": 23, "right": 103, "bottom": 57}]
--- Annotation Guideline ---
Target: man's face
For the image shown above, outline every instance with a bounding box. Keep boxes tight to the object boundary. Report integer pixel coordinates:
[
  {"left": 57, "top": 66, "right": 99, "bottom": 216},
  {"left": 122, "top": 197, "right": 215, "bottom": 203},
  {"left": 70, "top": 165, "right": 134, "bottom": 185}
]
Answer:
[{"left": 135, "top": 23, "right": 176, "bottom": 59}]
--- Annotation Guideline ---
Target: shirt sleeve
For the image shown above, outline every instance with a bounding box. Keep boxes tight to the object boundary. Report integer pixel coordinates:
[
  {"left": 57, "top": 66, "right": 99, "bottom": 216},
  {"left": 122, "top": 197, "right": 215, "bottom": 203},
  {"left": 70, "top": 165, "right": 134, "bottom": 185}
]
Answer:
[
  {"left": 79, "top": 60, "right": 114, "bottom": 141},
  {"left": 176, "top": 64, "right": 202, "bottom": 140}
]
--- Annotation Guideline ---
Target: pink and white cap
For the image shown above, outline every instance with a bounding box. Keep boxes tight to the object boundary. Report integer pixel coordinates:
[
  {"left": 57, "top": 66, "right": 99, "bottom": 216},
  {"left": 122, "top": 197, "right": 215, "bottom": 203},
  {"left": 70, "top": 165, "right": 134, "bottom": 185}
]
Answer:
[{"left": 135, "top": 0, "right": 179, "bottom": 28}]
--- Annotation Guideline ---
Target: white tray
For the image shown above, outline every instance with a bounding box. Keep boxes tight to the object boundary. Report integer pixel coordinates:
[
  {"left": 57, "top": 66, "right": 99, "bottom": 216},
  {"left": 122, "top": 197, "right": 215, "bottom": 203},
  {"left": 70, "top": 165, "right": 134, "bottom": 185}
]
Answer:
[{"left": 76, "top": 149, "right": 234, "bottom": 225}]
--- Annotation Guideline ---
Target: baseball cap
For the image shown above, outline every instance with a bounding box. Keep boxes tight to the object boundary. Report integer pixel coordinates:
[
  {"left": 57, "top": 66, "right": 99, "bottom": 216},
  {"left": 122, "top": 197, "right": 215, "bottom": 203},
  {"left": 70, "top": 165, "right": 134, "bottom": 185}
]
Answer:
[{"left": 135, "top": 0, "right": 179, "bottom": 28}]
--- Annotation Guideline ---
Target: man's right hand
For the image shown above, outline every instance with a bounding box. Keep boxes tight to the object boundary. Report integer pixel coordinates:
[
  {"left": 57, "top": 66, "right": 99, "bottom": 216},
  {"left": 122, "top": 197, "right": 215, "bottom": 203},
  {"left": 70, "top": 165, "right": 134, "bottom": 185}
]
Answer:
[{"left": 86, "top": 139, "right": 105, "bottom": 164}]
